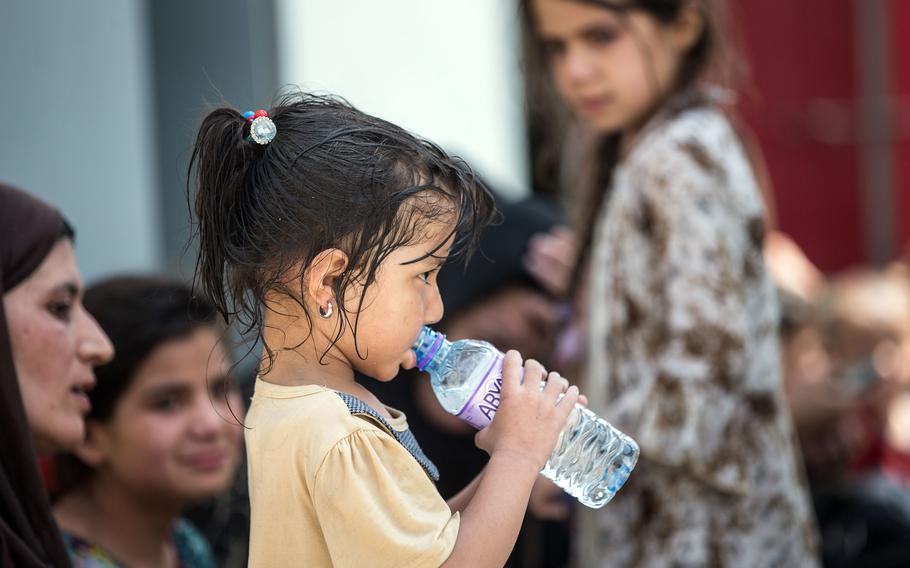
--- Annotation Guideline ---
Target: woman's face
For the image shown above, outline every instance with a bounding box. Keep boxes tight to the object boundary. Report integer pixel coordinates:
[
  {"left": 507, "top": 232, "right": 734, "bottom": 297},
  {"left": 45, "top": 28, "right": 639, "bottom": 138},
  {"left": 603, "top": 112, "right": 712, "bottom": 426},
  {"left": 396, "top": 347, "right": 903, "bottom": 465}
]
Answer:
[
  {"left": 532, "top": 0, "right": 689, "bottom": 136},
  {"left": 4, "top": 239, "right": 114, "bottom": 454},
  {"left": 85, "top": 328, "right": 243, "bottom": 503}
]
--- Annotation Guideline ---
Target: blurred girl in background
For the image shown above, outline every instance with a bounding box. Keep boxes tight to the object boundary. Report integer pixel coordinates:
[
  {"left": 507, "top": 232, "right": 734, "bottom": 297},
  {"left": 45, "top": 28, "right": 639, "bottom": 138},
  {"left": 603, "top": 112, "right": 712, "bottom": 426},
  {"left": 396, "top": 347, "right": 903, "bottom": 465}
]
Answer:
[
  {"left": 53, "top": 276, "right": 243, "bottom": 568},
  {"left": 521, "top": 1, "right": 819, "bottom": 565}
]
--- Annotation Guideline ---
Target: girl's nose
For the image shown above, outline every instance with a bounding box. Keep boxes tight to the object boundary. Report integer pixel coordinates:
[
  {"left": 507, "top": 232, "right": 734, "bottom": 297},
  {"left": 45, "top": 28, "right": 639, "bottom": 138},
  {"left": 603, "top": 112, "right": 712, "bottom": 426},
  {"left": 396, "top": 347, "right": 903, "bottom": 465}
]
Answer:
[
  {"left": 563, "top": 46, "right": 597, "bottom": 85},
  {"left": 189, "top": 397, "right": 225, "bottom": 439},
  {"left": 425, "top": 285, "right": 444, "bottom": 326}
]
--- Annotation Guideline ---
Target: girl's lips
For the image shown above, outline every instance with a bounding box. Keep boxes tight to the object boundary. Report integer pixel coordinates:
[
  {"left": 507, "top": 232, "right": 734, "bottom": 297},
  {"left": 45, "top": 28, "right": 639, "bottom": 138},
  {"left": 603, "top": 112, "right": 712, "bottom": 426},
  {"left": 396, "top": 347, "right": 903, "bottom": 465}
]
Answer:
[
  {"left": 182, "top": 450, "right": 227, "bottom": 471},
  {"left": 402, "top": 349, "right": 417, "bottom": 371},
  {"left": 577, "top": 95, "right": 613, "bottom": 115}
]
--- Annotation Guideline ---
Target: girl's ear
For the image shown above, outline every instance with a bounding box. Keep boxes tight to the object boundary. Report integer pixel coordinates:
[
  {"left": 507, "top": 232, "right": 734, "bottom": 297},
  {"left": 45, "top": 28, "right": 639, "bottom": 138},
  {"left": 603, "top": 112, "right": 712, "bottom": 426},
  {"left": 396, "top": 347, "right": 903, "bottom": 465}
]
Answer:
[
  {"left": 669, "top": 2, "right": 705, "bottom": 54},
  {"left": 305, "top": 249, "right": 349, "bottom": 312},
  {"left": 72, "top": 423, "right": 110, "bottom": 468}
]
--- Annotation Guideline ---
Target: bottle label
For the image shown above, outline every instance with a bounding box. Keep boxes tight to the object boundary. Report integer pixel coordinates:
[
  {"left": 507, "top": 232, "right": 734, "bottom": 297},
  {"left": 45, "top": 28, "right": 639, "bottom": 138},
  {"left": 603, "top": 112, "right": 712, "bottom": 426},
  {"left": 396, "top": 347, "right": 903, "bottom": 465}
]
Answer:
[{"left": 457, "top": 354, "right": 504, "bottom": 429}]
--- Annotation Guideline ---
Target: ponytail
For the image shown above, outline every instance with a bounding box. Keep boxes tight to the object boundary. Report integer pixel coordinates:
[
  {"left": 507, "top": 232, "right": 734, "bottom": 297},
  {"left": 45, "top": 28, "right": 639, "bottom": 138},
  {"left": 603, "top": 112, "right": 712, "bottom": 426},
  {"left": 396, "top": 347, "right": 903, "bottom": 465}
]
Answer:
[{"left": 188, "top": 108, "right": 258, "bottom": 327}]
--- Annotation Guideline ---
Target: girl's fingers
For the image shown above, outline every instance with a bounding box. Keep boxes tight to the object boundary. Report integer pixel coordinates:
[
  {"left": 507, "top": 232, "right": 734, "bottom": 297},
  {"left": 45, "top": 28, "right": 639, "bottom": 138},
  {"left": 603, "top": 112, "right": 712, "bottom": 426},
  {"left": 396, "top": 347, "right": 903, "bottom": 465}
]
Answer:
[
  {"left": 557, "top": 386, "right": 580, "bottom": 415},
  {"left": 501, "top": 350, "right": 524, "bottom": 394},
  {"left": 524, "top": 227, "right": 579, "bottom": 298},
  {"left": 543, "top": 371, "right": 569, "bottom": 401},
  {"left": 550, "top": 225, "right": 577, "bottom": 243},
  {"left": 523, "top": 253, "right": 571, "bottom": 297},
  {"left": 529, "top": 227, "right": 578, "bottom": 264},
  {"left": 527, "top": 242, "right": 573, "bottom": 272},
  {"left": 523, "top": 358, "right": 547, "bottom": 391}
]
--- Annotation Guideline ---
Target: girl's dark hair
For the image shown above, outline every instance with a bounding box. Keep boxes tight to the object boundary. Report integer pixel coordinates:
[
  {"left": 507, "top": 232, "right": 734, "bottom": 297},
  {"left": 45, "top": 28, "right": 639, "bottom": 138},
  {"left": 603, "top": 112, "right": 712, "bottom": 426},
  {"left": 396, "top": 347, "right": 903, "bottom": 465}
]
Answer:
[
  {"left": 188, "top": 91, "right": 496, "bottom": 365},
  {"left": 52, "top": 276, "right": 220, "bottom": 495},
  {"left": 520, "top": 0, "right": 742, "bottom": 292}
]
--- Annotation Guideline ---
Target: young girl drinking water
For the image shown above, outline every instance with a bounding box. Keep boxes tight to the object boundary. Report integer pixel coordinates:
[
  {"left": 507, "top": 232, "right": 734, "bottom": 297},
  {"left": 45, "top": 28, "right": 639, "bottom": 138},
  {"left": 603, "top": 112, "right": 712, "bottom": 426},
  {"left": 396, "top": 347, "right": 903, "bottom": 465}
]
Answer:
[
  {"left": 521, "top": 0, "right": 819, "bottom": 566},
  {"left": 188, "top": 92, "right": 581, "bottom": 567}
]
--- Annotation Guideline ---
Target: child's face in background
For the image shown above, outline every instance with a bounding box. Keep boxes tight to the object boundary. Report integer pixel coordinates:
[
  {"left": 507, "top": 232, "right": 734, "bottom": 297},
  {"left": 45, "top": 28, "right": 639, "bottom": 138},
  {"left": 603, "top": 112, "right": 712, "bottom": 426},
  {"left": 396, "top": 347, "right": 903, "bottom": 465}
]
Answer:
[
  {"left": 532, "top": 0, "right": 687, "bottom": 136},
  {"left": 83, "top": 327, "right": 243, "bottom": 504},
  {"left": 339, "top": 219, "right": 452, "bottom": 382}
]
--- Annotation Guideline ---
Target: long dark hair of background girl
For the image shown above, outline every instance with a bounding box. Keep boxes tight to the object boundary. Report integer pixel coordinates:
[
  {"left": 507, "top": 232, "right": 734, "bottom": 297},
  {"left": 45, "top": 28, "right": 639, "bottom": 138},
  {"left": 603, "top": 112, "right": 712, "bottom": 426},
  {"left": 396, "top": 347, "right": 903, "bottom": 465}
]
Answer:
[{"left": 520, "top": 0, "right": 744, "bottom": 291}]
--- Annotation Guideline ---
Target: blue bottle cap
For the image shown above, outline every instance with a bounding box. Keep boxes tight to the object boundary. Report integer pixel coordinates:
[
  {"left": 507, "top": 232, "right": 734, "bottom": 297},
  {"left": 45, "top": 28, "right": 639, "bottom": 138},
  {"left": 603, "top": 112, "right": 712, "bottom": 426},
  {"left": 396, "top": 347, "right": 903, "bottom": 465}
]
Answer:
[{"left": 412, "top": 326, "right": 445, "bottom": 371}]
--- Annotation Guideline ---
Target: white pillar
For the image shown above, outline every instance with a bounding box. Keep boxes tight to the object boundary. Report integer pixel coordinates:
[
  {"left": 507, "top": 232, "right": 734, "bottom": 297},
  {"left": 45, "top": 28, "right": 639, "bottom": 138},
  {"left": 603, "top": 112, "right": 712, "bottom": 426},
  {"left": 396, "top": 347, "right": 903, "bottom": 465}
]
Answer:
[{"left": 276, "top": 0, "right": 529, "bottom": 199}]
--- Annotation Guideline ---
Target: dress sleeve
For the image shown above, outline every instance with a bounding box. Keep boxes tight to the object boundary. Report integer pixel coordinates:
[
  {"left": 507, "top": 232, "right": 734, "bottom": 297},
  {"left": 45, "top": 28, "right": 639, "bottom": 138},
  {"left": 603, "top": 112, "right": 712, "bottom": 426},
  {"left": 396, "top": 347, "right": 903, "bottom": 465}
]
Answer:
[
  {"left": 626, "top": 134, "right": 762, "bottom": 495},
  {"left": 313, "top": 428, "right": 460, "bottom": 568}
]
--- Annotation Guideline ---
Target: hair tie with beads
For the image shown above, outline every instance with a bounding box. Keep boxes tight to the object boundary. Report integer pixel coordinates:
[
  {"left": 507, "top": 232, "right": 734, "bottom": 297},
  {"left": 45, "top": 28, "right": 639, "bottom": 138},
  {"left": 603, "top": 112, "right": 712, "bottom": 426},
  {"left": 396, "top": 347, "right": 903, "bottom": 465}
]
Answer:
[{"left": 243, "top": 109, "right": 277, "bottom": 145}]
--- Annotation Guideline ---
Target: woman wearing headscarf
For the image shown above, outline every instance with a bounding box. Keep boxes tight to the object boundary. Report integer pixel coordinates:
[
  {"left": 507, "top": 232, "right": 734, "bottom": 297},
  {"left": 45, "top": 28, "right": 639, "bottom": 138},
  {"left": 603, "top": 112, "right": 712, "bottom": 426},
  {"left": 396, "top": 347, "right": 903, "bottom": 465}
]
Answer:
[{"left": 1, "top": 182, "right": 113, "bottom": 567}]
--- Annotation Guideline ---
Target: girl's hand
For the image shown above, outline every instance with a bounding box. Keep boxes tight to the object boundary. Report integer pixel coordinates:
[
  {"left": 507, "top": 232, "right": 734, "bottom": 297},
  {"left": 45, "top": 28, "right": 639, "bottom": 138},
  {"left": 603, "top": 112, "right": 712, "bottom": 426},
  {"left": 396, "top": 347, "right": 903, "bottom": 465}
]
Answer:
[
  {"left": 474, "top": 351, "right": 579, "bottom": 472},
  {"left": 523, "top": 226, "right": 578, "bottom": 298}
]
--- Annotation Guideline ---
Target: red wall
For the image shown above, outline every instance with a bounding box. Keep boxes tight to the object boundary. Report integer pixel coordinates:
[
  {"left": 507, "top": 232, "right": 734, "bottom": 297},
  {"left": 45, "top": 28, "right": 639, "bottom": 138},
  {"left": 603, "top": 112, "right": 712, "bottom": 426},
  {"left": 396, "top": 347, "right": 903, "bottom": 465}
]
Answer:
[
  {"left": 893, "top": 0, "right": 910, "bottom": 253},
  {"left": 737, "top": 0, "right": 865, "bottom": 272}
]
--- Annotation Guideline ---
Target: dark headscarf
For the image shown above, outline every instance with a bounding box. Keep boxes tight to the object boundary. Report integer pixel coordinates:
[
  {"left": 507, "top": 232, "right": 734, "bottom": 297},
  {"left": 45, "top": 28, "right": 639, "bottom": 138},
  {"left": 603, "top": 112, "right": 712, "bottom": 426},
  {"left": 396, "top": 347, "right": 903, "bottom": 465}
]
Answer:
[{"left": 0, "top": 183, "right": 73, "bottom": 567}]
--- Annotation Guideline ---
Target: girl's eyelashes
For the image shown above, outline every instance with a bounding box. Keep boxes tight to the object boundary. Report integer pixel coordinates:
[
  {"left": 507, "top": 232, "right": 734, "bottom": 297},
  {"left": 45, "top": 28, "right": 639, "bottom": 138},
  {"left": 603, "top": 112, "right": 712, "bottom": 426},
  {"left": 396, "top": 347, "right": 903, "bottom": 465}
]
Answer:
[
  {"left": 582, "top": 27, "right": 619, "bottom": 46},
  {"left": 541, "top": 39, "right": 566, "bottom": 60},
  {"left": 209, "top": 376, "right": 239, "bottom": 400},
  {"left": 418, "top": 269, "right": 439, "bottom": 284},
  {"left": 150, "top": 395, "right": 183, "bottom": 413},
  {"left": 540, "top": 27, "right": 619, "bottom": 61},
  {"left": 144, "top": 379, "right": 236, "bottom": 413},
  {"left": 145, "top": 383, "right": 190, "bottom": 413}
]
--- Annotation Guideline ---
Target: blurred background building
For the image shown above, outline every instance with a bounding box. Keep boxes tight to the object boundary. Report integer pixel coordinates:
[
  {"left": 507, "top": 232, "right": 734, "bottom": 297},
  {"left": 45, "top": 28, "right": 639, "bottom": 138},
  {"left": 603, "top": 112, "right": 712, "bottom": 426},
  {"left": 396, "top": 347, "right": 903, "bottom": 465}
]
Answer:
[
  {"left": 1, "top": 0, "right": 528, "bottom": 281},
  {"left": 0, "top": 0, "right": 907, "bottom": 277},
  {"left": 737, "top": 0, "right": 910, "bottom": 271}
]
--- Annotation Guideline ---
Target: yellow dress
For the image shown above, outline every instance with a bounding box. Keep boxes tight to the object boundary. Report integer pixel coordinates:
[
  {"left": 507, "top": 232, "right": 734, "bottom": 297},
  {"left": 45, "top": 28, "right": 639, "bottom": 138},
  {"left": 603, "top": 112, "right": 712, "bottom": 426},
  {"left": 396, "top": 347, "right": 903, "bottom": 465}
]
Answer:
[{"left": 245, "top": 380, "right": 459, "bottom": 567}]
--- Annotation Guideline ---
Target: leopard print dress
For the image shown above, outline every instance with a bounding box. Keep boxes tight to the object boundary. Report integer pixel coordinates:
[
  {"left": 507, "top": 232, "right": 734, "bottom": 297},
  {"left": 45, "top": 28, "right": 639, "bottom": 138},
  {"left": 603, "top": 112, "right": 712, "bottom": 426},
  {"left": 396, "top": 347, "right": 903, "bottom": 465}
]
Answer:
[{"left": 574, "top": 102, "right": 820, "bottom": 568}]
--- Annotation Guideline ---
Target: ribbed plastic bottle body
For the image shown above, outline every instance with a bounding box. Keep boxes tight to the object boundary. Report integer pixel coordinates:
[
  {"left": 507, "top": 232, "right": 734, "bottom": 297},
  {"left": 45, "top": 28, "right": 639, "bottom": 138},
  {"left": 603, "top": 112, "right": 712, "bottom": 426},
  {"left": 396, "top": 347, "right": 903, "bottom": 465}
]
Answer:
[
  {"left": 542, "top": 405, "right": 638, "bottom": 508},
  {"left": 412, "top": 327, "right": 639, "bottom": 508}
]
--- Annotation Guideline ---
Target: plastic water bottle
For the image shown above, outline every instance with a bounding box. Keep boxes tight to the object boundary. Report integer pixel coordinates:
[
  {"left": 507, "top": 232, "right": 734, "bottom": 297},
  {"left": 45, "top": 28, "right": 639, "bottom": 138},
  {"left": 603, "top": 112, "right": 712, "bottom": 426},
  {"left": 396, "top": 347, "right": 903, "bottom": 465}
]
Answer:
[{"left": 412, "top": 326, "right": 639, "bottom": 508}]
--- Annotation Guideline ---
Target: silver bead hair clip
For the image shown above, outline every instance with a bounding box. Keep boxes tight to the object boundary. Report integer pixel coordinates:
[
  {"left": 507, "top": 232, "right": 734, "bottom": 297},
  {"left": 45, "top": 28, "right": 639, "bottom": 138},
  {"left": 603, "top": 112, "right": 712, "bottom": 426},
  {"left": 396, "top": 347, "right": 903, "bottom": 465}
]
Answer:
[{"left": 243, "top": 109, "right": 277, "bottom": 145}]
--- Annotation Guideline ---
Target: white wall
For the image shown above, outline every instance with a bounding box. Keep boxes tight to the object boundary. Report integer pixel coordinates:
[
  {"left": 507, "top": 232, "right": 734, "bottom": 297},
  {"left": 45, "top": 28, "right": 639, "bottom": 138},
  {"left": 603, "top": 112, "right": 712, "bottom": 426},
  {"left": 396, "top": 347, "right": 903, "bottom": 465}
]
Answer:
[
  {"left": 0, "top": 1, "right": 161, "bottom": 281},
  {"left": 276, "top": 0, "right": 529, "bottom": 198}
]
